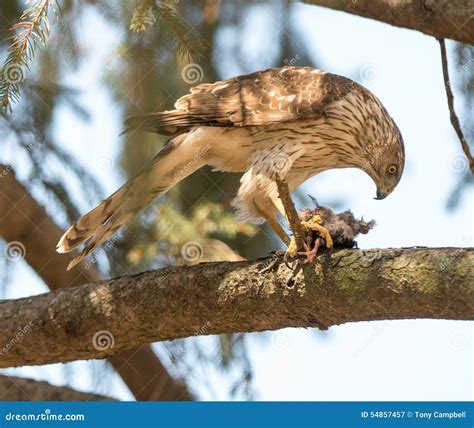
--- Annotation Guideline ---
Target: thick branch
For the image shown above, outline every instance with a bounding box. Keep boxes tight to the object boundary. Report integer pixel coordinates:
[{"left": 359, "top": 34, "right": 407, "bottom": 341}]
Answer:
[
  {"left": 0, "top": 374, "right": 116, "bottom": 401},
  {"left": 302, "top": 0, "right": 474, "bottom": 45},
  {"left": 0, "top": 248, "right": 472, "bottom": 368},
  {"left": 0, "top": 165, "right": 192, "bottom": 400}
]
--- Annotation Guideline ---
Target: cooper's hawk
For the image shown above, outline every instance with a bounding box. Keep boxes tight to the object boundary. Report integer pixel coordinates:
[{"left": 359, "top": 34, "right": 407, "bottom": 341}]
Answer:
[{"left": 57, "top": 67, "right": 405, "bottom": 270}]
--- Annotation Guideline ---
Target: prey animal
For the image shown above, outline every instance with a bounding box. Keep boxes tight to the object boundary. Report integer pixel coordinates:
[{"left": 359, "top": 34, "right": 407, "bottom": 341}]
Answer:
[{"left": 289, "top": 196, "right": 376, "bottom": 263}]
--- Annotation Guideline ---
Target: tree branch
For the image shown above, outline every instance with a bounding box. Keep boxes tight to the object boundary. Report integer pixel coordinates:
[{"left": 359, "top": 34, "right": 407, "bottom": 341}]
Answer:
[
  {"left": 302, "top": 0, "right": 474, "bottom": 45},
  {"left": 438, "top": 39, "right": 474, "bottom": 174},
  {"left": 0, "top": 165, "right": 192, "bottom": 400},
  {"left": 1, "top": 248, "right": 472, "bottom": 368},
  {"left": 0, "top": 374, "right": 116, "bottom": 401}
]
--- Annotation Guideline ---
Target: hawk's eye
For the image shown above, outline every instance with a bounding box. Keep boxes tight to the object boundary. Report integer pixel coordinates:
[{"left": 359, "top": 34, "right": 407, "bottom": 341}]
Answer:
[{"left": 387, "top": 164, "right": 397, "bottom": 175}]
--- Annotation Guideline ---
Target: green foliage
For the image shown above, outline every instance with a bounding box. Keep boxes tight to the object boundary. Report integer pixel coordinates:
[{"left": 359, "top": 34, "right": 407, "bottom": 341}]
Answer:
[
  {"left": 129, "top": 0, "right": 204, "bottom": 59},
  {"left": 127, "top": 202, "right": 256, "bottom": 267},
  {"left": 0, "top": 0, "right": 61, "bottom": 113},
  {"left": 1, "top": 0, "right": 203, "bottom": 113},
  {"left": 129, "top": 0, "right": 157, "bottom": 33}
]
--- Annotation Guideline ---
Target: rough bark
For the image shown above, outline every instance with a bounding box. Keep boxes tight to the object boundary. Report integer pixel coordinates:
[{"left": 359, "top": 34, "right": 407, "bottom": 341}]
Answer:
[
  {"left": 1, "top": 248, "right": 472, "bottom": 368},
  {"left": 0, "top": 374, "right": 116, "bottom": 401},
  {"left": 302, "top": 0, "right": 474, "bottom": 45},
  {"left": 0, "top": 165, "right": 192, "bottom": 400}
]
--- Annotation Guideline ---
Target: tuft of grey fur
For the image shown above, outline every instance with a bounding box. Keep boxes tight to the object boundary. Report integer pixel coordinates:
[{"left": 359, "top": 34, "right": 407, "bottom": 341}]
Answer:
[{"left": 300, "top": 196, "right": 376, "bottom": 249}]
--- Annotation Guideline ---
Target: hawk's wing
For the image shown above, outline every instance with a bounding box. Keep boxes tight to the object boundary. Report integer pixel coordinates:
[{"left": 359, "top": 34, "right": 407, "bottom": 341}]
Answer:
[{"left": 124, "top": 67, "right": 355, "bottom": 135}]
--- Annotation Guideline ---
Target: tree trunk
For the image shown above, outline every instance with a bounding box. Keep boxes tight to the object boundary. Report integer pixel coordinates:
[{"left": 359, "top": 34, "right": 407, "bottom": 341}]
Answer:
[{"left": 1, "top": 247, "right": 472, "bottom": 367}]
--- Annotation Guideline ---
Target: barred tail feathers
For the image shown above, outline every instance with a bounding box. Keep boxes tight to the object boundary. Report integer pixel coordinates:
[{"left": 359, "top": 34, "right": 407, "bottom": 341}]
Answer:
[{"left": 57, "top": 132, "right": 207, "bottom": 270}]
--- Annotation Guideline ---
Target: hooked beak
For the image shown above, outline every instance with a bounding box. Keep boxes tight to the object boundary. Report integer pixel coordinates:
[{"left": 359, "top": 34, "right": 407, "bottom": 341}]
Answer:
[{"left": 374, "top": 187, "right": 388, "bottom": 200}]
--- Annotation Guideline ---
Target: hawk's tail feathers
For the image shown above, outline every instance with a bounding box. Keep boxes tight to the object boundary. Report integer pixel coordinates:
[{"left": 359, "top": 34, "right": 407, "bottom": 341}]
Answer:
[
  {"left": 56, "top": 185, "right": 136, "bottom": 270},
  {"left": 122, "top": 110, "right": 204, "bottom": 136},
  {"left": 57, "top": 132, "right": 207, "bottom": 270}
]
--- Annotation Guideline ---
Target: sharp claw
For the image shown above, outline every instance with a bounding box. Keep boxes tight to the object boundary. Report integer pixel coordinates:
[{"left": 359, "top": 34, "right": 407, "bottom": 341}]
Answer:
[
  {"left": 296, "top": 250, "right": 315, "bottom": 263},
  {"left": 284, "top": 213, "right": 333, "bottom": 267},
  {"left": 283, "top": 251, "right": 297, "bottom": 270},
  {"left": 297, "top": 239, "right": 321, "bottom": 263}
]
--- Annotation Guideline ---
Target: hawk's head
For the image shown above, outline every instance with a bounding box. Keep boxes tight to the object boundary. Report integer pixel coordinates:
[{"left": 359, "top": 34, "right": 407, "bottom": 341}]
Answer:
[
  {"left": 322, "top": 78, "right": 405, "bottom": 200},
  {"left": 365, "top": 120, "right": 405, "bottom": 200},
  {"left": 353, "top": 92, "right": 405, "bottom": 200}
]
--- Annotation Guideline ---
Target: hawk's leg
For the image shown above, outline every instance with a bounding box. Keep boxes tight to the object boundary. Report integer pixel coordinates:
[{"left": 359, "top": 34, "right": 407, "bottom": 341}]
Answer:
[
  {"left": 275, "top": 177, "right": 306, "bottom": 254},
  {"left": 253, "top": 202, "right": 290, "bottom": 246},
  {"left": 274, "top": 177, "right": 333, "bottom": 262}
]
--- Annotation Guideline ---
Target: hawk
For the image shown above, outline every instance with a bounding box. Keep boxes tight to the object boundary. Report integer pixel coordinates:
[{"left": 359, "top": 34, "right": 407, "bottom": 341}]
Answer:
[{"left": 57, "top": 67, "right": 405, "bottom": 270}]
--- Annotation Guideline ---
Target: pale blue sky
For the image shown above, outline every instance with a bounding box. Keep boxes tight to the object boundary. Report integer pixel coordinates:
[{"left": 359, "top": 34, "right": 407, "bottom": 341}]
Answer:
[{"left": 2, "top": 2, "right": 473, "bottom": 400}]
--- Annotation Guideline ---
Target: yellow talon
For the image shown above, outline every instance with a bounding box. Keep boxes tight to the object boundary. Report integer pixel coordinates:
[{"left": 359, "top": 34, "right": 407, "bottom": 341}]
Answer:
[
  {"left": 287, "top": 237, "right": 298, "bottom": 257},
  {"left": 301, "top": 217, "right": 333, "bottom": 248},
  {"left": 285, "top": 214, "right": 333, "bottom": 261}
]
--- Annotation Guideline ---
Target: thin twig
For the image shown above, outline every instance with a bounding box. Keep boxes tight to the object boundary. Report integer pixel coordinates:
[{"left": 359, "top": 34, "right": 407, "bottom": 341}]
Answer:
[
  {"left": 438, "top": 38, "right": 474, "bottom": 175},
  {"left": 275, "top": 176, "right": 305, "bottom": 251}
]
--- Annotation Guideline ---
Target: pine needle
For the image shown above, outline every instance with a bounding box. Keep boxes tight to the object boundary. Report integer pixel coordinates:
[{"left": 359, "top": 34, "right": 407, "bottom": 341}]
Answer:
[
  {"left": 129, "top": 0, "right": 156, "bottom": 33},
  {"left": 129, "top": 0, "right": 204, "bottom": 59},
  {"left": 0, "top": 0, "right": 61, "bottom": 113}
]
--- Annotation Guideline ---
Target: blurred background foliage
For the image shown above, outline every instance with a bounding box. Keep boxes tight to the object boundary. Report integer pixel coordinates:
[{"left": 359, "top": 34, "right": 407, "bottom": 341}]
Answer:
[{"left": 0, "top": 0, "right": 472, "bottom": 399}]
